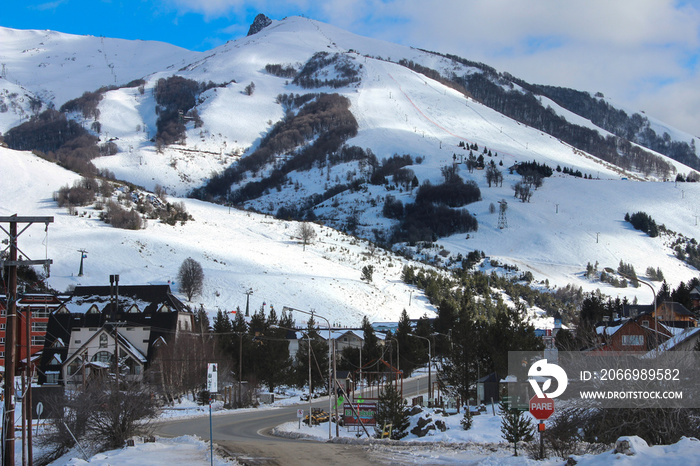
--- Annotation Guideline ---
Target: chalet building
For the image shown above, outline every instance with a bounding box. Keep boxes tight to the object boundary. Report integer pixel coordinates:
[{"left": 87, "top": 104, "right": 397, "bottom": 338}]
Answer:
[
  {"left": 596, "top": 313, "right": 674, "bottom": 352},
  {"left": 38, "top": 284, "right": 193, "bottom": 387},
  {"left": 287, "top": 329, "right": 384, "bottom": 362},
  {"left": 621, "top": 303, "right": 655, "bottom": 319},
  {"left": 0, "top": 293, "right": 66, "bottom": 369},
  {"left": 688, "top": 286, "right": 700, "bottom": 312},
  {"left": 653, "top": 302, "right": 697, "bottom": 328}
]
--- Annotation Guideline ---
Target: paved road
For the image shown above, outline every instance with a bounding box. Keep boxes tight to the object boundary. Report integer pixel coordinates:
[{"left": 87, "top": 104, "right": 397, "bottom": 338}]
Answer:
[{"left": 156, "top": 375, "right": 430, "bottom": 465}]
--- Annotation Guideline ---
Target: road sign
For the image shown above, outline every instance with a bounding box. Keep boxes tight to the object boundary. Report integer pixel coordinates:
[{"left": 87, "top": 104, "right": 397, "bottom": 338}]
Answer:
[
  {"left": 529, "top": 395, "right": 554, "bottom": 420},
  {"left": 343, "top": 402, "right": 377, "bottom": 426},
  {"left": 297, "top": 409, "right": 304, "bottom": 418},
  {"left": 207, "top": 363, "right": 218, "bottom": 393}
]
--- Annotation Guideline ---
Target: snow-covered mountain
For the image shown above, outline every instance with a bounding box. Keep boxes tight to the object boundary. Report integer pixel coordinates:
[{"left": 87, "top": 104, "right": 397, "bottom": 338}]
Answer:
[{"left": 1, "top": 16, "right": 699, "bottom": 325}]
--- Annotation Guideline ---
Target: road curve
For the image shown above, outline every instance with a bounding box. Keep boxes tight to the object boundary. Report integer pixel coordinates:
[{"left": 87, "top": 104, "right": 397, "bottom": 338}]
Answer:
[{"left": 156, "top": 375, "right": 429, "bottom": 465}]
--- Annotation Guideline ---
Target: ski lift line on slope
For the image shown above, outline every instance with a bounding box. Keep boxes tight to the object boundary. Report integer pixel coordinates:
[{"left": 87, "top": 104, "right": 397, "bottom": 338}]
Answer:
[{"left": 385, "top": 72, "right": 523, "bottom": 158}]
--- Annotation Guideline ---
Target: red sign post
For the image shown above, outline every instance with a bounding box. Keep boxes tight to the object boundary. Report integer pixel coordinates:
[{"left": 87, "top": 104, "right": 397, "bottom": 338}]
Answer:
[
  {"left": 530, "top": 395, "right": 554, "bottom": 458},
  {"left": 529, "top": 395, "right": 555, "bottom": 420}
]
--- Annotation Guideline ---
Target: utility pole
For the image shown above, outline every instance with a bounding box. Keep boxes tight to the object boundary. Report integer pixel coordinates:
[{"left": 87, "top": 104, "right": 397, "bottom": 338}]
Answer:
[
  {"left": 25, "top": 305, "right": 33, "bottom": 466},
  {"left": 109, "top": 274, "right": 122, "bottom": 389},
  {"left": 0, "top": 215, "right": 53, "bottom": 466}
]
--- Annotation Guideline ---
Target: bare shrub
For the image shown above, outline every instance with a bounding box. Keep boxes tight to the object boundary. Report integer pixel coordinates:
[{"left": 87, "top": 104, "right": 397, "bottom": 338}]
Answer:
[{"left": 37, "top": 381, "right": 158, "bottom": 462}]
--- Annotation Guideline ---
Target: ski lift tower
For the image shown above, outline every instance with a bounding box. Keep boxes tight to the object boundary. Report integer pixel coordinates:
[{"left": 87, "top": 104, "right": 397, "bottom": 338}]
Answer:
[{"left": 498, "top": 200, "right": 508, "bottom": 229}]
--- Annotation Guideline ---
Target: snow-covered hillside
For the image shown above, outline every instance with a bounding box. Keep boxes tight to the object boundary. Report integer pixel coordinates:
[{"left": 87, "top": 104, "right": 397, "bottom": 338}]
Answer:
[
  {"left": 0, "top": 147, "right": 435, "bottom": 326},
  {"left": 0, "top": 26, "right": 198, "bottom": 113},
  {"left": 1, "top": 16, "right": 698, "bottom": 320}
]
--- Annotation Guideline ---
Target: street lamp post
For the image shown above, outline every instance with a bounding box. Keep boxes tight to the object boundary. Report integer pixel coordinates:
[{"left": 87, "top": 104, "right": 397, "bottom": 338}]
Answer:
[
  {"left": 409, "top": 334, "right": 431, "bottom": 402},
  {"left": 388, "top": 337, "right": 400, "bottom": 374},
  {"left": 614, "top": 271, "right": 658, "bottom": 347},
  {"left": 283, "top": 306, "right": 333, "bottom": 440}
]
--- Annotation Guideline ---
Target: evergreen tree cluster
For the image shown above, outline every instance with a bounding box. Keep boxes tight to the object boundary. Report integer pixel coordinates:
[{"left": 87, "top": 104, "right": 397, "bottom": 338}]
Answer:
[
  {"left": 558, "top": 165, "right": 586, "bottom": 178},
  {"left": 625, "top": 211, "right": 660, "bottom": 237},
  {"left": 656, "top": 278, "right": 700, "bottom": 310},
  {"left": 451, "top": 73, "right": 675, "bottom": 178},
  {"left": 533, "top": 85, "right": 699, "bottom": 171},
  {"left": 399, "top": 265, "right": 546, "bottom": 404},
  {"left": 515, "top": 160, "right": 553, "bottom": 179},
  {"left": 211, "top": 305, "right": 298, "bottom": 394},
  {"left": 645, "top": 266, "right": 665, "bottom": 282}
]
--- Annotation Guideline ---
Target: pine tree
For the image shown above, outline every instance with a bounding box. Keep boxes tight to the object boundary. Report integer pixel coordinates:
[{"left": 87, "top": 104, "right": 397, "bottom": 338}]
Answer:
[
  {"left": 500, "top": 400, "right": 534, "bottom": 456},
  {"left": 395, "top": 309, "right": 423, "bottom": 376},
  {"left": 294, "top": 317, "right": 329, "bottom": 393},
  {"left": 361, "top": 316, "right": 381, "bottom": 367},
  {"left": 440, "top": 302, "right": 480, "bottom": 402},
  {"left": 375, "top": 383, "right": 409, "bottom": 439},
  {"left": 460, "top": 406, "right": 473, "bottom": 430},
  {"left": 212, "top": 309, "right": 233, "bottom": 353}
]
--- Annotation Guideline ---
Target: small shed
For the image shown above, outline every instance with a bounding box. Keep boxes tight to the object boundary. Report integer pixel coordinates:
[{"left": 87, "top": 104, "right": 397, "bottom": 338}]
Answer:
[{"left": 476, "top": 372, "right": 500, "bottom": 405}]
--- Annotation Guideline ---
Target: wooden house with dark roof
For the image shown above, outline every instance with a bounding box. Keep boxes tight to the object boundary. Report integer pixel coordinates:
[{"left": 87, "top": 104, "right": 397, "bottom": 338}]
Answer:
[
  {"left": 38, "top": 284, "right": 193, "bottom": 387},
  {"left": 690, "top": 286, "right": 700, "bottom": 312},
  {"left": 653, "top": 301, "right": 697, "bottom": 329},
  {"left": 594, "top": 313, "right": 674, "bottom": 352}
]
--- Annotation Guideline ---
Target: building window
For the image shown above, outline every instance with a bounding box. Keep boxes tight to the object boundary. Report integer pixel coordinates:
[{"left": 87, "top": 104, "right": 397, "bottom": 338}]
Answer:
[
  {"left": 641, "top": 320, "right": 650, "bottom": 328},
  {"left": 31, "top": 322, "right": 47, "bottom": 332},
  {"left": 0, "top": 323, "right": 5, "bottom": 330},
  {"left": 91, "top": 351, "right": 113, "bottom": 364},
  {"left": 99, "top": 333, "right": 108, "bottom": 348},
  {"left": 0, "top": 337, "right": 5, "bottom": 344},
  {"left": 33, "top": 308, "right": 50, "bottom": 318},
  {"left": 622, "top": 335, "right": 644, "bottom": 346},
  {"left": 31, "top": 336, "right": 45, "bottom": 346},
  {"left": 67, "top": 359, "right": 83, "bottom": 376},
  {"left": 46, "top": 372, "right": 59, "bottom": 384}
]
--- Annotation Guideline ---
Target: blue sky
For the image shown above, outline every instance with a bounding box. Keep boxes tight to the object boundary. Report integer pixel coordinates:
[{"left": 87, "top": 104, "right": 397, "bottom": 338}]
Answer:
[{"left": 3, "top": 0, "right": 700, "bottom": 138}]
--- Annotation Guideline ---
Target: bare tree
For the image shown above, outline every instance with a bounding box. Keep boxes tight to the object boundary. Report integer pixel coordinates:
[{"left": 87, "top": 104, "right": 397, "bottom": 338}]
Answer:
[
  {"left": 178, "top": 257, "right": 204, "bottom": 301},
  {"left": 513, "top": 181, "right": 532, "bottom": 203},
  {"left": 152, "top": 333, "right": 208, "bottom": 401},
  {"left": 297, "top": 222, "right": 316, "bottom": 251},
  {"left": 37, "top": 379, "right": 158, "bottom": 461}
]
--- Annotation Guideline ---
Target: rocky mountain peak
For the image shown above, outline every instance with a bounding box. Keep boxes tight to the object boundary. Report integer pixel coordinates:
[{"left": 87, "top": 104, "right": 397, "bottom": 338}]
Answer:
[{"left": 247, "top": 14, "right": 272, "bottom": 36}]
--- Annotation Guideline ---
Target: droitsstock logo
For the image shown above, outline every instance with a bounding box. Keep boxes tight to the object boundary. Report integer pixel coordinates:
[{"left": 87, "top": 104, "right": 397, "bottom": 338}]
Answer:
[{"left": 528, "top": 359, "right": 568, "bottom": 399}]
